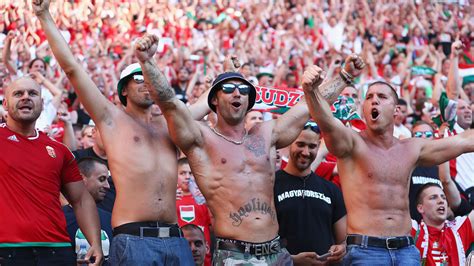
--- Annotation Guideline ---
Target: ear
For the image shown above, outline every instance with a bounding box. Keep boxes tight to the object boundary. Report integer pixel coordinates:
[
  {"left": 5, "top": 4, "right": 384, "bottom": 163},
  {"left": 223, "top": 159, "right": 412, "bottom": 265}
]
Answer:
[
  {"left": 394, "top": 105, "right": 400, "bottom": 115},
  {"left": 122, "top": 87, "right": 128, "bottom": 97},
  {"left": 206, "top": 242, "right": 210, "bottom": 253},
  {"left": 2, "top": 97, "right": 8, "bottom": 111},
  {"left": 416, "top": 203, "right": 424, "bottom": 215},
  {"left": 211, "top": 95, "right": 218, "bottom": 109}
]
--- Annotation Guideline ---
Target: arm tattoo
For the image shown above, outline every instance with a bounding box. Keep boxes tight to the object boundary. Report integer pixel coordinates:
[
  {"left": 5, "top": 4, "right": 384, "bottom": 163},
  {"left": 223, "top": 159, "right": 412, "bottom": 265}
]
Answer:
[
  {"left": 143, "top": 60, "right": 175, "bottom": 102},
  {"left": 319, "top": 75, "right": 346, "bottom": 103},
  {"left": 229, "top": 198, "right": 277, "bottom": 226}
]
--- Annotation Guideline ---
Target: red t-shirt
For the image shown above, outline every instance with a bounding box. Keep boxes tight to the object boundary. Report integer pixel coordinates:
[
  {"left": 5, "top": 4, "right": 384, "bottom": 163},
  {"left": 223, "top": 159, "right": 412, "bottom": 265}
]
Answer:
[
  {"left": 0, "top": 124, "right": 82, "bottom": 246},
  {"left": 412, "top": 216, "right": 474, "bottom": 265},
  {"left": 176, "top": 194, "right": 212, "bottom": 266}
]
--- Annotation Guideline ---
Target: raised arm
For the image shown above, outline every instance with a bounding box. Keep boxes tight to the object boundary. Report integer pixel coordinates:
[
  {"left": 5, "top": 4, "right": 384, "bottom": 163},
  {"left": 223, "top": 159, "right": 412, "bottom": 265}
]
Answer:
[
  {"left": 446, "top": 41, "right": 462, "bottom": 100},
  {"left": 33, "top": 0, "right": 115, "bottom": 125},
  {"left": 303, "top": 55, "right": 365, "bottom": 158},
  {"left": 2, "top": 31, "right": 18, "bottom": 75},
  {"left": 417, "top": 130, "right": 474, "bottom": 166},
  {"left": 438, "top": 161, "right": 461, "bottom": 210},
  {"left": 135, "top": 34, "right": 203, "bottom": 151}
]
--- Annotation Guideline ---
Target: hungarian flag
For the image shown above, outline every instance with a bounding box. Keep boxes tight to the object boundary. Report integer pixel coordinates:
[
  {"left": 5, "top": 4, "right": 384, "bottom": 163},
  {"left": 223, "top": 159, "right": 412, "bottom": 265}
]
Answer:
[
  {"left": 179, "top": 205, "right": 196, "bottom": 223},
  {"left": 459, "top": 63, "right": 474, "bottom": 87},
  {"left": 432, "top": 91, "right": 457, "bottom": 131}
]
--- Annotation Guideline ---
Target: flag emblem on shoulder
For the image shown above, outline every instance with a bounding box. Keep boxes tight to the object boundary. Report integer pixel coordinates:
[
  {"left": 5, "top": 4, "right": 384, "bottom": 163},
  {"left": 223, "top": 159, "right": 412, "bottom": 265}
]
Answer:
[
  {"left": 46, "top": 146, "right": 56, "bottom": 158},
  {"left": 179, "top": 205, "right": 196, "bottom": 223},
  {"left": 7, "top": 135, "right": 19, "bottom": 142}
]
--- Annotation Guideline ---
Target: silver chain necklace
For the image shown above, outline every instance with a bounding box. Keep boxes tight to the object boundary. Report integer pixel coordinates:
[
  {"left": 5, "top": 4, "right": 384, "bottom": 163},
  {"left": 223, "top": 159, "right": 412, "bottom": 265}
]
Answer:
[{"left": 210, "top": 126, "right": 248, "bottom": 145}]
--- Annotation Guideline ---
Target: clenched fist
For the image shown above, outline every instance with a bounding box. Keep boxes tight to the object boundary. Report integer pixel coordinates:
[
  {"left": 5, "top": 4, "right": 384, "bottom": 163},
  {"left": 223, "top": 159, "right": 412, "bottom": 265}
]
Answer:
[
  {"left": 302, "top": 65, "right": 325, "bottom": 92},
  {"left": 134, "top": 34, "right": 159, "bottom": 62},
  {"left": 32, "top": 0, "right": 51, "bottom": 16},
  {"left": 343, "top": 54, "right": 365, "bottom": 78},
  {"left": 451, "top": 40, "right": 464, "bottom": 56}
]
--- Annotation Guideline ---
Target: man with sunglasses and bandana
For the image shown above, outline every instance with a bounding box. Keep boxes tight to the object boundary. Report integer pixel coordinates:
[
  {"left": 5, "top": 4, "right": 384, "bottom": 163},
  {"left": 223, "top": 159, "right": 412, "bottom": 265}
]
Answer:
[
  {"left": 304, "top": 55, "right": 474, "bottom": 264},
  {"left": 133, "top": 34, "right": 364, "bottom": 265},
  {"left": 34, "top": 1, "right": 211, "bottom": 264},
  {"left": 274, "top": 121, "right": 347, "bottom": 265}
]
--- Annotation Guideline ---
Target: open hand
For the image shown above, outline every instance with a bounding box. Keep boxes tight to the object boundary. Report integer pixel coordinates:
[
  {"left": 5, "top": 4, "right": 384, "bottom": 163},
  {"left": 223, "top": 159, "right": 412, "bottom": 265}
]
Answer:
[{"left": 134, "top": 34, "right": 159, "bottom": 62}]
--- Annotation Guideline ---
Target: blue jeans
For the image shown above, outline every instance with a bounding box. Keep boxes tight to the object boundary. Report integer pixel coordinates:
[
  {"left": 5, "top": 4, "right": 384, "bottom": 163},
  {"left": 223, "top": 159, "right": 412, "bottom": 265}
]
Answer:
[
  {"left": 0, "top": 247, "right": 76, "bottom": 266},
  {"left": 342, "top": 244, "right": 420, "bottom": 266},
  {"left": 109, "top": 234, "right": 194, "bottom": 266}
]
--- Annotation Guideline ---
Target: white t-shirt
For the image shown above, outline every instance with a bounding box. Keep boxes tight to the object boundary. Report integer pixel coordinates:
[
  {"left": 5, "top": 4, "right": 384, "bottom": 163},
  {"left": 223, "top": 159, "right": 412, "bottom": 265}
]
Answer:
[
  {"left": 393, "top": 124, "right": 412, "bottom": 139},
  {"left": 322, "top": 22, "right": 345, "bottom": 51}
]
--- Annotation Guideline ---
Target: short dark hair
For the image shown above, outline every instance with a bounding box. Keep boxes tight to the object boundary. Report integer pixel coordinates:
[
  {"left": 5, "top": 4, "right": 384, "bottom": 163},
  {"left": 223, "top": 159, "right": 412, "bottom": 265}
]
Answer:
[
  {"left": 397, "top": 98, "right": 407, "bottom": 106},
  {"left": 367, "top": 81, "right": 398, "bottom": 102},
  {"left": 181, "top": 224, "right": 205, "bottom": 238},
  {"left": 178, "top": 157, "right": 189, "bottom": 167},
  {"left": 415, "top": 183, "right": 442, "bottom": 205},
  {"left": 77, "top": 157, "right": 107, "bottom": 178}
]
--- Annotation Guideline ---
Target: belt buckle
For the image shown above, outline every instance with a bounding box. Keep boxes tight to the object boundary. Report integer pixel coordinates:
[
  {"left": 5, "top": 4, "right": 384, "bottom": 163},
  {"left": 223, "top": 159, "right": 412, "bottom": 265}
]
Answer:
[
  {"left": 139, "top": 226, "right": 170, "bottom": 238},
  {"left": 385, "top": 237, "right": 398, "bottom": 250}
]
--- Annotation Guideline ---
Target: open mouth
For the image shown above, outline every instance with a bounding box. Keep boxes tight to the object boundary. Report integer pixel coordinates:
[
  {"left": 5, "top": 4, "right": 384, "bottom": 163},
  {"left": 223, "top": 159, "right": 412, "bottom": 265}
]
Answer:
[
  {"left": 437, "top": 206, "right": 445, "bottom": 214},
  {"left": 231, "top": 102, "right": 242, "bottom": 108},
  {"left": 18, "top": 106, "right": 33, "bottom": 111},
  {"left": 371, "top": 108, "right": 380, "bottom": 120}
]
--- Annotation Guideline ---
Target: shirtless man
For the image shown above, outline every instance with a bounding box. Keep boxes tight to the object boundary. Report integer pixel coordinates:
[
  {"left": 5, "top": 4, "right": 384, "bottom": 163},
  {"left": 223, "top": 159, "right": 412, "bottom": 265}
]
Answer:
[
  {"left": 304, "top": 55, "right": 474, "bottom": 264},
  {"left": 34, "top": 1, "right": 209, "bottom": 264},
  {"left": 134, "top": 34, "right": 362, "bottom": 264}
]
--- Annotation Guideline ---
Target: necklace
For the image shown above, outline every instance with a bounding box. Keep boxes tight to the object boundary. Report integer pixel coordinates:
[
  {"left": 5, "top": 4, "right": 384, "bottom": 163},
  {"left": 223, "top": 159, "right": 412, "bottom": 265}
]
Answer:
[{"left": 210, "top": 126, "right": 248, "bottom": 145}]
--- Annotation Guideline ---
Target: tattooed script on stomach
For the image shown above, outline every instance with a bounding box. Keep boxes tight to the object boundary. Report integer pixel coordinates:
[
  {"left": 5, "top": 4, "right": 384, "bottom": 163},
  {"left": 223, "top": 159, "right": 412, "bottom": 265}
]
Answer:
[{"left": 229, "top": 198, "right": 276, "bottom": 226}]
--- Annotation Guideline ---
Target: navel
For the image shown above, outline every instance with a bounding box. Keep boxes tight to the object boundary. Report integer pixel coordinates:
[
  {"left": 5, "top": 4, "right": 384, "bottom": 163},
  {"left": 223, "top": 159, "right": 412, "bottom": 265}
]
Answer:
[
  {"left": 221, "top": 158, "right": 227, "bottom": 164},
  {"left": 133, "top": 136, "right": 140, "bottom": 142}
]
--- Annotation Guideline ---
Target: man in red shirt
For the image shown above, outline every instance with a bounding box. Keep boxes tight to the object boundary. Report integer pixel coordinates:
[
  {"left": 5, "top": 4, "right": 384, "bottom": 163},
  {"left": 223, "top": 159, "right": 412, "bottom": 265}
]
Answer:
[
  {"left": 176, "top": 158, "right": 212, "bottom": 266},
  {"left": 413, "top": 179, "right": 474, "bottom": 265},
  {"left": 0, "top": 76, "right": 103, "bottom": 265}
]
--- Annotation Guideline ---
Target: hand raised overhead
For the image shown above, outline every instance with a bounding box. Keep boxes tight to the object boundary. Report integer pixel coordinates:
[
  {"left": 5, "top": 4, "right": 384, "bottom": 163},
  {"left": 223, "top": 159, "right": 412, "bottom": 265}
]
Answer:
[
  {"left": 134, "top": 34, "right": 159, "bottom": 62},
  {"left": 32, "top": 0, "right": 51, "bottom": 16},
  {"left": 302, "top": 65, "right": 325, "bottom": 92}
]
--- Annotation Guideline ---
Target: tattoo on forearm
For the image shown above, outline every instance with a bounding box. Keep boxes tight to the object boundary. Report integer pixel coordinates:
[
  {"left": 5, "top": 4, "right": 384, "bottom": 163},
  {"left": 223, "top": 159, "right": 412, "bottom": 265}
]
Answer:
[
  {"left": 245, "top": 135, "right": 266, "bottom": 157},
  {"left": 319, "top": 76, "right": 346, "bottom": 102},
  {"left": 143, "top": 61, "right": 175, "bottom": 102},
  {"left": 229, "top": 198, "right": 277, "bottom": 226}
]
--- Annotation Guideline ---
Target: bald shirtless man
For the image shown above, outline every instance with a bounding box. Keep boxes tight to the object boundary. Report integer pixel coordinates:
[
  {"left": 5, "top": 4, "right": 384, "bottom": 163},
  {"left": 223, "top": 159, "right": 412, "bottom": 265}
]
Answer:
[
  {"left": 304, "top": 61, "right": 474, "bottom": 264},
  {"left": 34, "top": 1, "right": 209, "bottom": 265},
  {"left": 134, "top": 34, "right": 363, "bottom": 265}
]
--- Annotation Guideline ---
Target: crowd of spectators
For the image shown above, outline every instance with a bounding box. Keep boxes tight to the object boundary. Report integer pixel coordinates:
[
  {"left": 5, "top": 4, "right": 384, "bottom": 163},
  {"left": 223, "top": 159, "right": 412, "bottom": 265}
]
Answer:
[{"left": 1, "top": 0, "right": 474, "bottom": 264}]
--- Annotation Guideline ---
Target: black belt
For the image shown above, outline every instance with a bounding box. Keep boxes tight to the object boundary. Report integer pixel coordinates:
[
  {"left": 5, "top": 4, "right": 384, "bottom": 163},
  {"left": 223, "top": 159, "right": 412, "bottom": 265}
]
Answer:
[
  {"left": 113, "top": 221, "right": 183, "bottom": 238},
  {"left": 216, "top": 236, "right": 281, "bottom": 256},
  {"left": 346, "top": 234, "right": 414, "bottom": 250}
]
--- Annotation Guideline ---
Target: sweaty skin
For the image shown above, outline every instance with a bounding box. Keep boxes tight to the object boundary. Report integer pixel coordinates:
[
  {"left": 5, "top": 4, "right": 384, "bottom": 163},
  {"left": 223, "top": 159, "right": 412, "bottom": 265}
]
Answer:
[
  {"left": 188, "top": 123, "right": 280, "bottom": 241},
  {"left": 135, "top": 35, "right": 341, "bottom": 242},
  {"left": 305, "top": 81, "right": 474, "bottom": 237},
  {"left": 35, "top": 4, "right": 210, "bottom": 228}
]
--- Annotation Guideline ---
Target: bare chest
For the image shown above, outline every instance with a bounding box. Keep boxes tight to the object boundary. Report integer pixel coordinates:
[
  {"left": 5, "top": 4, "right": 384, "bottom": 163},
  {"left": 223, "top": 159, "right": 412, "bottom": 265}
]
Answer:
[
  {"left": 202, "top": 132, "right": 275, "bottom": 179},
  {"left": 354, "top": 144, "right": 416, "bottom": 185}
]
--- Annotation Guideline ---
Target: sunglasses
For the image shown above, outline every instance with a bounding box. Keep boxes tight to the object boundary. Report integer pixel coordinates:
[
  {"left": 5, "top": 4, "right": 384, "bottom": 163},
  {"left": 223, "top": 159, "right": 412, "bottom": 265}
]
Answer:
[
  {"left": 132, "top": 74, "right": 144, "bottom": 84},
  {"left": 221, "top": 83, "right": 250, "bottom": 95},
  {"left": 304, "top": 121, "right": 320, "bottom": 134},
  {"left": 414, "top": 131, "right": 433, "bottom": 138}
]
